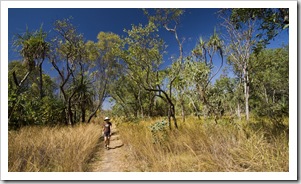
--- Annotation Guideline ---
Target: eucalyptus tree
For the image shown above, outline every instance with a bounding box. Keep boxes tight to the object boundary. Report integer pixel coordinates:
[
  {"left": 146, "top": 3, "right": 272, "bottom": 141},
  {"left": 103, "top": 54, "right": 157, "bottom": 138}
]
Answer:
[
  {"left": 221, "top": 8, "right": 289, "bottom": 53},
  {"left": 64, "top": 36, "right": 93, "bottom": 123},
  {"left": 110, "top": 75, "right": 136, "bottom": 117},
  {"left": 220, "top": 8, "right": 289, "bottom": 121},
  {"left": 110, "top": 74, "right": 150, "bottom": 118},
  {"left": 123, "top": 21, "right": 179, "bottom": 129},
  {"left": 50, "top": 18, "right": 123, "bottom": 124},
  {"left": 143, "top": 8, "right": 187, "bottom": 123},
  {"left": 221, "top": 13, "right": 258, "bottom": 121},
  {"left": 86, "top": 32, "right": 123, "bottom": 123},
  {"left": 50, "top": 17, "right": 87, "bottom": 125}
]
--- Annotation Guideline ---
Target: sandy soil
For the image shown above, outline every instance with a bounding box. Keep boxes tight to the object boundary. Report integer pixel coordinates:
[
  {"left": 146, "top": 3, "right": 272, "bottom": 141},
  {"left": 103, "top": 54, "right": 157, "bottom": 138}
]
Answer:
[{"left": 89, "top": 125, "right": 138, "bottom": 172}]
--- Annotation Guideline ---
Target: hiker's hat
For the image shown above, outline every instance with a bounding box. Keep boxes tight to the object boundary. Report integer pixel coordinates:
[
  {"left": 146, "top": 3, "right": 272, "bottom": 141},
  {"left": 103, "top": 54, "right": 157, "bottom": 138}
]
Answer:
[{"left": 104, "top": 117, "right": 110, "bottom": 121}]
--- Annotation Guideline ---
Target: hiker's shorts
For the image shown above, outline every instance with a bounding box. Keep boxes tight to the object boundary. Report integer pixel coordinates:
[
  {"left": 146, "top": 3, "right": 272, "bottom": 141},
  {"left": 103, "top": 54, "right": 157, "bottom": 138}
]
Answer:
[{"left": 104, "top": 132, "right": 110, "bottom": 137}]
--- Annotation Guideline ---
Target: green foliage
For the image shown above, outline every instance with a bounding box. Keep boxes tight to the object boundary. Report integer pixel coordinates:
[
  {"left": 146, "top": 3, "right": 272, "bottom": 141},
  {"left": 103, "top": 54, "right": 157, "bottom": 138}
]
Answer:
[
  {"left": 8, "top": 93, "right": 64, "bottom": 130},
  {"left": 208, "top": 76, "right": 238, "bottom": 116},
  {"left": 13, "top": 25, "right": 49, "bottom": 71},
  {"left": 184, "top": 30, "right": 224, "bottom": 118},
  {"left": 149, "top": 121, "right": 168, "bottom": 144},
  {"left": 96, "top": 31, "right": 123, "bottom": 63},
  {"left": 8, "top": 10, "right": 288, "bottom": 129},
  {"left": 185, "top": 61, "right": 210, "bottom": 84},
  {"left": 143, "top": 8, "right": 184, "bottom": 29},
  {"left": 123, "top": 21, "right": 164, "bottom": 80},
  {"left": 113, "top": 19, "right": 171, "bottom": 119},
  {"left": 224, "top": 8, "right": 289, "bottom": 53},
  {"left": 8, "top": 59, "right": 65, "bottom": 130},
  {"left": 249, "top": 46, "right": 289, "bottom": 120}
]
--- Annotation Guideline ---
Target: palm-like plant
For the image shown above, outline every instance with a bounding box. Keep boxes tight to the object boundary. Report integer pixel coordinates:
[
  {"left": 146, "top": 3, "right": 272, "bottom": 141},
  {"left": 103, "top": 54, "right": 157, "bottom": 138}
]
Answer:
[
  {"left": 14, "top": 26, "right": 49, "bottom": 70},
  {"left": 10, "top": 26, "right": 50, "bottom": 121},
  {"left": 13, "top": 25, "right": 50, "bottom": 97},
  {"left": 190, "top": 30, "right": 224, "bottom": 119},
  {"left": 69, "top": 75, "right": 94, "bottom": 123},
  {"left": 192, "top": 30, "right": 224, "bottom": 88}
]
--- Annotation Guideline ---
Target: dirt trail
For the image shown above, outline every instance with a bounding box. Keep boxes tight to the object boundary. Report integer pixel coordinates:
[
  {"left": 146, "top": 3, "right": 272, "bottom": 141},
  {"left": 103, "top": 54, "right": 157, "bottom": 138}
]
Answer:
[{"left": 89, "top": 125, "right": 137, "bottom": 172}]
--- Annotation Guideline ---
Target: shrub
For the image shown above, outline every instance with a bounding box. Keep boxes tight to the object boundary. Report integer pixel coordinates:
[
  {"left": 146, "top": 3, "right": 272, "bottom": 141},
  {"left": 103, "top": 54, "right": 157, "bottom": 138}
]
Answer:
[{"left": 149, "top": 121, "right": 168, "bottom": 144}]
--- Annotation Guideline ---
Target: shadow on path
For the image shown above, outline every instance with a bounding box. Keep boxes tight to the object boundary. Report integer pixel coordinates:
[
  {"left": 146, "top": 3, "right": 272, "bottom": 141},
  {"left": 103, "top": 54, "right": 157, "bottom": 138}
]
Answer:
[
  {"left": 110, "top": 131, "right": 118, "bottom": 136},
  {"left": 108, "top": 143, "right": 124, "bottom": 150}
]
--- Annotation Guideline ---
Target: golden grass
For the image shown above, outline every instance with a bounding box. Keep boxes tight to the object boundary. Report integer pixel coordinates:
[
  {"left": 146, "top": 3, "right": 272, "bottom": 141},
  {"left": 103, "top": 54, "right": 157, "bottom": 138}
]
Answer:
[
  {"left": 8, "top": 116, "right": 288, "bottom": 172},
  {"left": 117, "top": 116, "right": 289, "bottom": 172},
  {"left": 8, "top": 122, "right": 102, "bottom": 172}
]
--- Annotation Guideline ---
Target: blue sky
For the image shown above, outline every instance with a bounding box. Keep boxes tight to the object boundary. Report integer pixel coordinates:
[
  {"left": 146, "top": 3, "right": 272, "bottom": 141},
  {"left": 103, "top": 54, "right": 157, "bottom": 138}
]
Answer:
[
  {"left": 8, "top": 8, "right": 289, "bottom": 68},
  {"left": 8, "top": 8, "right": 289, "bottom": 110},
  {"left": 8, "top": 8, "right": 222, "bottom": 69}
]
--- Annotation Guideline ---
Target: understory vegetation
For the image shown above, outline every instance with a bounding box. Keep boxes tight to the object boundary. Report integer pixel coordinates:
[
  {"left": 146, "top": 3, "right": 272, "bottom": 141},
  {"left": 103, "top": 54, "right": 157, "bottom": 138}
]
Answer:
[
  {"left": 8, "top": 116, "right": 288, "bottom": 172},
  {"left": 118, "top": 116, "right": 288, "bottom": 172},
  {"left": 8, "top": 121, "right": 101, "bottom": 172}
]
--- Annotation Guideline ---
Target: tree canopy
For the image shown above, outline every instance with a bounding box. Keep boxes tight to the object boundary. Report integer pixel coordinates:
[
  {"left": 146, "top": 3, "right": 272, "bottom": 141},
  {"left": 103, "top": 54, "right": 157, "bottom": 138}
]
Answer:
[{"left": 8, "top": 8, "right": 289, "bottom": 130}]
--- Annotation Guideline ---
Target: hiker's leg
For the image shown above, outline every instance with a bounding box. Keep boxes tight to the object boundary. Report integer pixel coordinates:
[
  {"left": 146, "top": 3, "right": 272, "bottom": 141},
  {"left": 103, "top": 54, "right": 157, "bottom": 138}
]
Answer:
[{"left": 104, "top": 136, "right": 108, "bottom": 146}]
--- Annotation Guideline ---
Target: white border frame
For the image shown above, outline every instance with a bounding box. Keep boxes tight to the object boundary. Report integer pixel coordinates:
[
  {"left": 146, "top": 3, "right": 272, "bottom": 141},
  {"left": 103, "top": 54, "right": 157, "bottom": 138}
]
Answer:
[{"left": 1, "top": 0, "right": 297, "bottom": 181}]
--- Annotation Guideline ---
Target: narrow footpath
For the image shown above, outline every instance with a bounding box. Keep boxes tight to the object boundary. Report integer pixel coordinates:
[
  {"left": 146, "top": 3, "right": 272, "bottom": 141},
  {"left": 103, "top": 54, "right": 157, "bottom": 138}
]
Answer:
[{"left": 89, "top": 125, "right": 137, "bottom": 172}]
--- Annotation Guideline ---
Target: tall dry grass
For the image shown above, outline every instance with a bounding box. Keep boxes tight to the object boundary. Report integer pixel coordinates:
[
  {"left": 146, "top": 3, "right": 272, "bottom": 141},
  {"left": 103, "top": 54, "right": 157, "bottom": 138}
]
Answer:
[
  {"left": 118, "top": 116, "right": 289, "bottom": 172},
  {"left": 9, "top": 122, "right": 102, "bottom": 172}
]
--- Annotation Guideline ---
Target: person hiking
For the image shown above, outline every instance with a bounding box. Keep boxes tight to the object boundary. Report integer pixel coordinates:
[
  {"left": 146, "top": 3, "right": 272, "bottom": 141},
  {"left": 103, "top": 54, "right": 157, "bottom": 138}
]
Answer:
[{"left": 103, "top": 117, "right": 112, "bottom": 150}]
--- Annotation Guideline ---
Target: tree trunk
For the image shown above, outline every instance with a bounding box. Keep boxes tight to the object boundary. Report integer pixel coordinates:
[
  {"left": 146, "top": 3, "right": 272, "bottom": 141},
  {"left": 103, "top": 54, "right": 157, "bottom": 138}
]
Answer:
[
  {"left": 67, "top": 105, "right": 73, "bottom": 125},
  {"left": 171, "top": 105, "right": 178, "bottom": 129},
  {"left": 148, "top": 94, "right": 154, "bottom": 117},
  {"left": 51, "top": 58, "right": 72, "bottom": 125},
  {"left": 144, "top": 87, "right": 177, "bottom": 129},
  {"left": 38, "top": 61, "right": 44, "bottom": 99},
  {"left": 87, "top": 97, "right": 103, "bottom": 124},
  {"left": 74, "top": 110, "right": 77, "bottom": 125},
  {"left": 81, "top": 106, "right": 86, "bottom": 123},
  {"left": 138, "top": 90, "right": 144, "bottom": 118},
  {"left": 197, "top": 84, "right": 209, "bottom": 119},
  {"left": 67, "top": 91, "right": 76, "bottom": 125},
  {"left": 264, "top": 87, "right": 269, "bottom": 103},
  {"left": 237, "top": 103, "right": 241, "bottom": 120},
  {"left": 203, "top": 104, "right": 208, "bottom": 119},
  {"left": 180, "top": 95, "right": 185, "bottom": 122},
  {"left": 9, "top": 71, "right": 32, "bottom": 122},
  {"left": 189, "top": 96, "right": 200, "bottom": 119},
  {"left": 168, "top": 106, "right": 171, "bottom": 130},
  {"left": 87, "top": 80, "right": 107, "bottom": 123},
  {"left": 243, "top": 67, "right": 250, "bottom": 121},
  {"left": 181, "top": 104, "right": 185, "bottom": 122},
  {"left": 62, "top": 108, "right": 68, "bottom": 125},
  {"left": 87, "top": 109, "right": 98, "bottom": 123}
]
